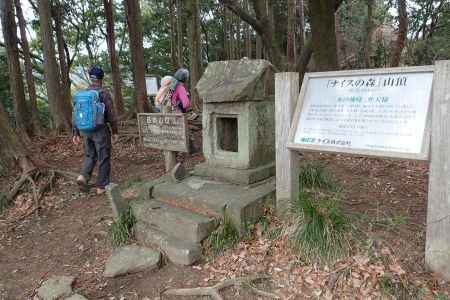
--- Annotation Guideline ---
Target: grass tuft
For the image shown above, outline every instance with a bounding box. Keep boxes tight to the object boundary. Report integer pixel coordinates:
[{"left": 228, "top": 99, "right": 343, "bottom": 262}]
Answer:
[
  {"left": 289, "top": 189, "right": 349, "bottom": 263},
  {"left": 283, "top": 162, "right": 350, "bottom": 264},
  {"left": 109, "top": 206, "right": 136, "bottom": 247},
  {"left": 205, "top": 211, "right": 240, "bottom": 256},
  {"left": 299, "top": 162, "right": 338, "bottom": 191}
]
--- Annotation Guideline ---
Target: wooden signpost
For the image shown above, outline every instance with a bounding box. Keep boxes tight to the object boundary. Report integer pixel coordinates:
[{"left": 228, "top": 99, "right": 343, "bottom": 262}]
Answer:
[
  {"left": 275, "top": 61, "right": 450, "bottom": 280},
  {"left": 137, "top": 112, "right": 188, "bottom": 172}
]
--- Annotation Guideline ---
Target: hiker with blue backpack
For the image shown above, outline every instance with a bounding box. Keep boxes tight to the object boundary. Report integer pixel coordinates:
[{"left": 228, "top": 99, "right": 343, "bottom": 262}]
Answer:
[{"left": 72, "top": 66, "right": 118, "bottom": 195}]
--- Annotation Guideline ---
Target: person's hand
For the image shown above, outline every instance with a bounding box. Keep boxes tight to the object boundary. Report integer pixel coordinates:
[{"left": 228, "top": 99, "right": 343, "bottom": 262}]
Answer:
[
  {"left": 72, "top": 135, "right": 81, "bottom": 145},
  {"left": 112, "top": 134, "right": 119, "bottom": 143}
]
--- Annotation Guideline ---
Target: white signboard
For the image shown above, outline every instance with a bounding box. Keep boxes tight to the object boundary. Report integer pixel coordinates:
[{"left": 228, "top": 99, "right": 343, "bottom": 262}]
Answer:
[
  {"left": 145, "top": 77, "right": 159, "bottom": 96},
  {"left": 288, "top": 67, "right": 434, "bottom": 160}
]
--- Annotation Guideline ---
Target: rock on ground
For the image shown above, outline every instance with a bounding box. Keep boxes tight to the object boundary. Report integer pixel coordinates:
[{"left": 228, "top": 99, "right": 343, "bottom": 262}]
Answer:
[
  {"left": 36, "top": 276, "right": 75, "bottom": 300},
  {"left": 103, "top": 245, "right": 161, "bottom": 278}
]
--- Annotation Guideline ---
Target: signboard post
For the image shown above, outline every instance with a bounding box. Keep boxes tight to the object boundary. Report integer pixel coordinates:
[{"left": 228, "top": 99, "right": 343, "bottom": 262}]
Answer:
[{"left": 275, "top": 61, "right": 450, "bottom": 280}]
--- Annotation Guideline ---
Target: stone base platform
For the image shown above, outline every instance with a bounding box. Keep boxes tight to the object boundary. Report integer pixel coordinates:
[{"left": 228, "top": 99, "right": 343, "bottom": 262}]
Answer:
[
  {"left": 194, "top": 162, "right": 275, "bottom": 185},
  {"left": 131, "top": 175, "right": 275, "bottom": 265}
]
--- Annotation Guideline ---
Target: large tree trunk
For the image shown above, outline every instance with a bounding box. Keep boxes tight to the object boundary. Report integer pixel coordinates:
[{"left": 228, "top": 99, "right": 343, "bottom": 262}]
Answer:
[
  {"left": 176, "top": 0, "right": 184, "bottom": 67},
  {"left": 104, "top": 0, "right": 125, "bottom": 116},
  {"left": 0, "top": 102, "right": 34, "bottom": 174},
  {"left": 0, "top": 0, "right": 30, "bottom": 136},
  {"left": 15, "top": 0, "right": 43, "bottom": 135},
  {"left": 185, "top": 0, "right": 202, "bottom": 112},
  {"left": 53, "top": 1, "right": 73, "bottom": 124},
  {"left": 287, "top": 0, "right": 297, "bottom": 71},
  {"left": 364, "top": 0, "right": 374, "bottom": 68},
  {"left": 38, "top": 0, "right": 71, "bottom": 132},
  {"left": 124, "top": 0, "right": 150, "bottom": 113},
  {"left": 309, "top": 0, "right": 339, "bottom": 71},
  {"left": 390, "top": 0, "right": 407, "bottom": 67}
]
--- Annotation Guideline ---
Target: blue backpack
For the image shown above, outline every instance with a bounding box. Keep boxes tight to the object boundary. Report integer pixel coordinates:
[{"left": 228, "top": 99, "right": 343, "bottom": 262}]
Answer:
[{"left": 73, "top": 90, "right": 105, "bottom": 133}]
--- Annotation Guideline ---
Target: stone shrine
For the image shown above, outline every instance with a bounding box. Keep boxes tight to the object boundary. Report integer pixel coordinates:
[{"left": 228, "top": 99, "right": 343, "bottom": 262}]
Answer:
[
  {"left": 130, "top": 59, "right": 277, "bottom": 266},
  {"left": 195, "top": 59, "right": 276, "bottom": 184}
]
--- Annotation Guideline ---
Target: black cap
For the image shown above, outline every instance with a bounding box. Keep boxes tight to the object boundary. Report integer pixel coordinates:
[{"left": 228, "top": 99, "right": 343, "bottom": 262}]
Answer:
[{"left": 89, "top": 66, "right": 104, "bottom": 80}]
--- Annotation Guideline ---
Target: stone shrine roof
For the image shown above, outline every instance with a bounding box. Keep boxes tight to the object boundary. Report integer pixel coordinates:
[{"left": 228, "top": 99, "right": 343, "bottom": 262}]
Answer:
[{"left": 196, "top": 59, "right": 275, "bottom": 103}]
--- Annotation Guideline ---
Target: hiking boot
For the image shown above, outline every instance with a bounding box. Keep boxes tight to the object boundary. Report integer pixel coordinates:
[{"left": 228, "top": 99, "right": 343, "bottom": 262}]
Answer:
[{"left": 76, "top": 175, "right": 87, "bottom": 187}]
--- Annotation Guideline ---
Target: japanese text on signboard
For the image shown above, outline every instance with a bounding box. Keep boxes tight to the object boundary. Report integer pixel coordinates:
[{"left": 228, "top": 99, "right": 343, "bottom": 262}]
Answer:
[{"left": 138, "top": 113, "right": 188, "bottom": 152}]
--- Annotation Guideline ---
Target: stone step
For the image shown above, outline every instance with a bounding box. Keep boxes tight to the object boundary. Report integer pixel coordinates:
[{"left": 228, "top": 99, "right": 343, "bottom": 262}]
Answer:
[
  {"left": 151, "top": 176, "right": 276, "bottom": 230},
  {"left": 131, "top": 199, "right": 218, "bottom": 243},
  {"left": 135, "top": 221, "right": 201, "bottom": 266}
]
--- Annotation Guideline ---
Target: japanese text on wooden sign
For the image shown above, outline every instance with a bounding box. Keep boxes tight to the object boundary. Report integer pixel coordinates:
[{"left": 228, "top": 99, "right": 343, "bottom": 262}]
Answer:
[
  {"left": 137, "top": 113, "right": 188, "bottom": 152},
  {"left": 288, "top": 68, "right": 434, "bottom": 160}
]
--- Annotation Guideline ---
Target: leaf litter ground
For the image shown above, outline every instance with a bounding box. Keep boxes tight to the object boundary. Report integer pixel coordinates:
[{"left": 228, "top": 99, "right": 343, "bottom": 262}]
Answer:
[{"left": 0, "top": 135, "right": 449, "bottom": 299}]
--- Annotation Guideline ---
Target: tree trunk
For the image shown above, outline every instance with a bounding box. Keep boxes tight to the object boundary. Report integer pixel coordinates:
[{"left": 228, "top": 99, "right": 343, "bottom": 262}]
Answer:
[
  {"left": 38, "top": 0, "right": 71, "bottom": 132},
  {"left": 309, "top": 0, "right": 339, "bottom": 71},
  {"left": 235, "top": 15, "right": 241, "bottom": 59},
  {"left": 287, "top": 0, "right": 296, "bottom": 71},
  {"left": 15, "top": 0, "right": 43, "bottom": 135},
  {"left": 104, "top": 0, "right": 125, "bottom": 116},
  {"left": 223, "top": 6, "right": 230, "bottom": 59},
  {"left": 244, "top": 0, "right": 252, "bottom": 58},
  {"left": 335, "top": 10, "right": 344, "bottom": 65},
  {"left": 228, "top": 8, "right": 235, "bottom": 59},
  {"left": 124, "top": 0, "right": 150, "bottom": 113},
  {"left": 176, "top": 0, "right": 184, "bottom": 67},
  {"left": 53, "top": 1, "right": 73, "bottom": 124},
  {"left": 169, "top": 0, "right": 178, "bottom": 69},
  {"left": 0, "top": 0, "right": 30, "bottom": 136},
  {"left": 220, "top": 0, "right": 283, "bottom": 68},
  {"left": 185, "top": 0, "right": 202, "bottom": 112},
  {"left": 256, "top": 34, "right": 262, "bottom": 58},
  {"left": 390, "top": 0, "right": 407, "bottom": 67},
  {"left": 0, "top": 102, "right": 34, "bottom": 173},
  {"left": 364, "top": 0, "right": 374, "bottom": 68},
  {"left": 297, "top": 0, "right": 305, "bottom": 53}
]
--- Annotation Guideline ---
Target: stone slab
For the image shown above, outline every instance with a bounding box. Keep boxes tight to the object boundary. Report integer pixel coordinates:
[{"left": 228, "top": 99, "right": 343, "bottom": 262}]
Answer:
[
  {"left": 131, "top": 199, "right": 218, "bottom": 243},
  {"left": 103, "top": 245, "right": 161, "bottom": 278},
  {"left": 106, "top": 183, "right": 128, "bottom": 220},
  {"left": 196, "top": 59, "right": 275, "bottom": 103},
  {"left": 37, "top": 276, "right": 74, "bottom": 300},
  {"left": 135, "top": 222, "right": 201, "bottom": 265},
  {"left": 152, "top": 176, "right": 276, "bottom": 229},
  {"left": 194, "top": 162, "right": 275, "bottom": 185}
]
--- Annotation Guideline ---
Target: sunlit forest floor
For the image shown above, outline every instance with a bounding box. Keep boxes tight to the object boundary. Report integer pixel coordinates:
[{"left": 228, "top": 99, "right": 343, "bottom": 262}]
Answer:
[{"left": 1, "top": 134, "right": 450, "bottom": 299}]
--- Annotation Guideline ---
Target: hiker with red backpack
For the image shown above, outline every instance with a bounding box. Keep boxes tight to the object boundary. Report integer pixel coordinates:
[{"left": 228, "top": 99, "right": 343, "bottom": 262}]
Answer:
[{"left": 72, "top": 66, "right": 118, "bottom": 194}]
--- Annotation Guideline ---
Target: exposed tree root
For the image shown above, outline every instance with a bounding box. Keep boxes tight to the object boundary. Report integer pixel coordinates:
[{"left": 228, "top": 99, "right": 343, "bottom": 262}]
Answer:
[
  {"left": 6, "top": 167, "right": 79, "bottom": 214},
  {"left": 162, "top": 275, "right": 282, "bottom": 300}
]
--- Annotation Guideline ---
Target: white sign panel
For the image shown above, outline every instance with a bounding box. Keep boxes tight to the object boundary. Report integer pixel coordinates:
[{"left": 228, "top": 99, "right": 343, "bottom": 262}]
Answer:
[
  {"left": 289, "top": 68, "right": 434, "bottom": 160},
  {"left": 145, "top": 77, "right": 159, "bottom": 96}
]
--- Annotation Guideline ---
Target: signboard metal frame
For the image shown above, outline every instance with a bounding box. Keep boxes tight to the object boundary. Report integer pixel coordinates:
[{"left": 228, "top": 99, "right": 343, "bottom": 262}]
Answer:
[
  {"left": 287, "top": 65, "right": 434, "bottom": 161},
  {"left": 137, "top": 113, "right": 189, "bottom": 152}
]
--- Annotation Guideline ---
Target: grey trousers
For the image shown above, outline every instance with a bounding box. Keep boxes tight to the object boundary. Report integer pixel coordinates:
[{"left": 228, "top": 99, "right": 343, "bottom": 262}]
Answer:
[{"left": 81, "top": 126, "right": 111, "bottom": 188}]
